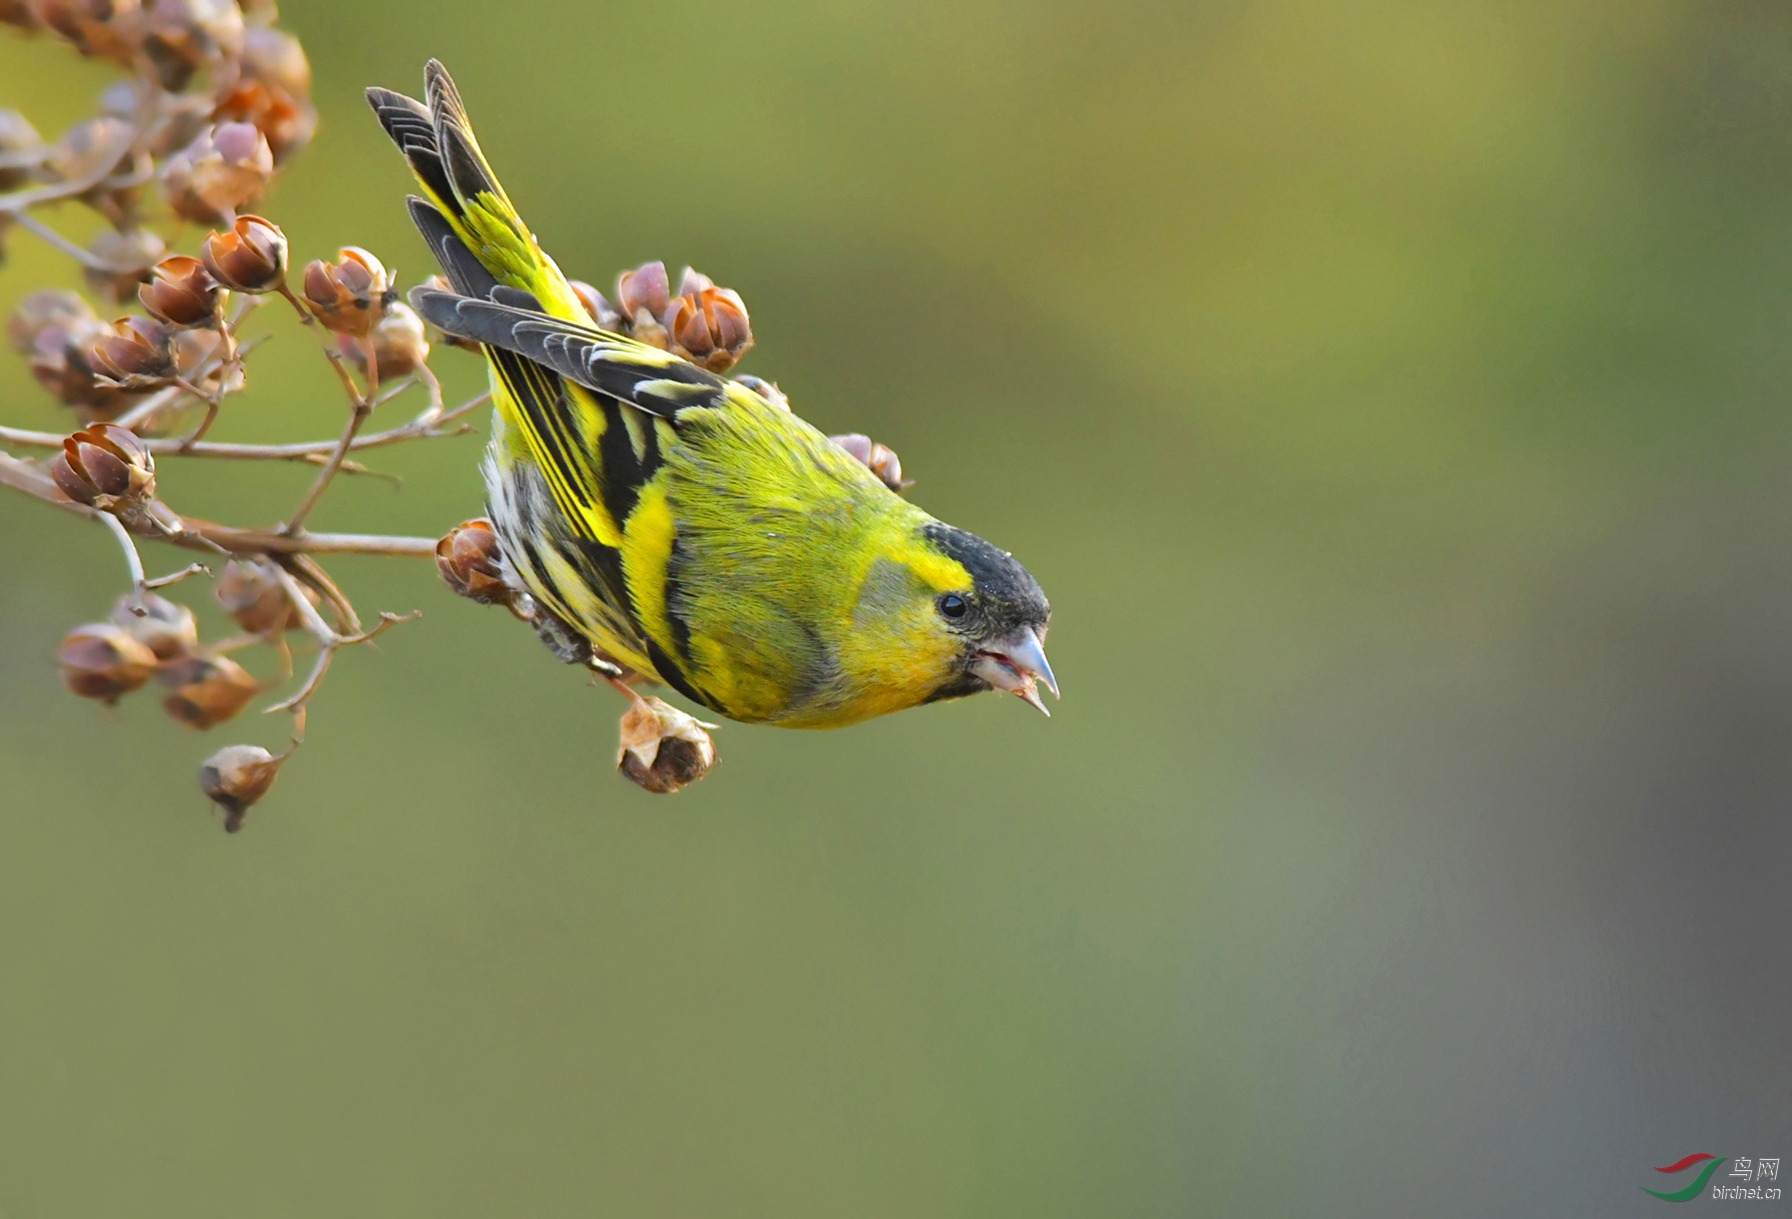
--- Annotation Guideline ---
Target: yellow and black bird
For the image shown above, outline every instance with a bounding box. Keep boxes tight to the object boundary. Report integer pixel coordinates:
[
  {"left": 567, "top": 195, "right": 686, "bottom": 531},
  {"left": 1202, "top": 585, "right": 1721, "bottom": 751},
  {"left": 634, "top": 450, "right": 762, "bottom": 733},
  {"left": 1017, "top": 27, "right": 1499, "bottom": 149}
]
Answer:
[{"left": 367, "top": 62, "right": 1056, "bottom": 729}]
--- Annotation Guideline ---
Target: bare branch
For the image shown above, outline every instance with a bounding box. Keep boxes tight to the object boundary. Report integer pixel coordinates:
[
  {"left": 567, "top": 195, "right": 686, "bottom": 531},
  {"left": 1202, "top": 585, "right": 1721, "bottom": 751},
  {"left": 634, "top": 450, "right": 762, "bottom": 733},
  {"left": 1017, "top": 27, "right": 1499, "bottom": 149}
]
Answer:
[
  {"left": 0, "top": 390, "right": 488, "bottom": 461},
  {"left": 10, "top": 212, "right": 147, "bottom": 272}
]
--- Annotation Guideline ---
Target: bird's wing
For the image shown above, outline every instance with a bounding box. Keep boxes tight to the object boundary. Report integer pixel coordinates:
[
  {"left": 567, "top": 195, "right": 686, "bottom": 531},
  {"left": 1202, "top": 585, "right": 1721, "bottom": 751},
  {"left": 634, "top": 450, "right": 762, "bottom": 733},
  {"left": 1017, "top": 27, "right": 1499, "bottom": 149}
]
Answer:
[{"left": 411, "top": 288, "right": 729, "bottom": 417}]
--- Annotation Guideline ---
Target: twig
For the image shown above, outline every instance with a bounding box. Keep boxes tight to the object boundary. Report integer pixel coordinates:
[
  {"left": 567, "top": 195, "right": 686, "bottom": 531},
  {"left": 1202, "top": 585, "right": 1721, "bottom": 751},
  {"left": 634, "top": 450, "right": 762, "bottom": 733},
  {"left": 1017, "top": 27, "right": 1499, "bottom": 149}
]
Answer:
[
  {"left": 98, "top": 510, "right": 146, "bottom": 598},
  {"left": 0, "top": 389, "right": 486, "bottom": 461},
  {"left": 144, "top": 562, "right": 209, "bottom": 589},
  {"left": 276, "top": 284, "right": 367, "bottom": 403},
  {"left": 10, "top": 212, "right": 147, "bottom": 272},
  {"left": 263, "top": 565, "right": 417, "bottom": 713},
  {"left": 0, "top": 119, "right": 136, "bottom": 213},
  {"left": 282, "top": 396, "right": 373, "bottom": 534},
  {"left": 0, "top": 451, "right": 441, "bottom": 557}
]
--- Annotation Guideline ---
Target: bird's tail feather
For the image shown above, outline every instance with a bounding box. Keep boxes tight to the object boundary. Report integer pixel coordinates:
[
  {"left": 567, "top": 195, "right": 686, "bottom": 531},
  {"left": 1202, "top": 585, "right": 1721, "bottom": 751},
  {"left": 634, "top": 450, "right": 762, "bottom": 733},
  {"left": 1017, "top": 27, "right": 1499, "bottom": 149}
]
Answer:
[{"left": 365, "top": 60, "right": 583, "bottom": 322}]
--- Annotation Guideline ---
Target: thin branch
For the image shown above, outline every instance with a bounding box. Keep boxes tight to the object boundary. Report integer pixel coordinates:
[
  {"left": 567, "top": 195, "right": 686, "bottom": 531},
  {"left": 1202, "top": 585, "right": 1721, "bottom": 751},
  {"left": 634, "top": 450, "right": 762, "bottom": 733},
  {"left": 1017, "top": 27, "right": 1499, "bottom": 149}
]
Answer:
[
  {"left": 98, "top": 510, "right": 146, "bottom": 594},
  {"left": 262, "top": 565, "right": 417, "bottom": 713},
  {"left": 277, "top": 284, "right": 368, "bottom": 403},
  {"left": 0, "top": 119, "right": 136, "bottom": 213},
  {"left": 10, "top": 212, "right": 147, "bottom": 272},
  {"left": 0, "top": 452, "right": 441, "bottom": 557},
  {"left": 282, "top": 397, "right": 372, "bottom": 534},
  {"left": 144, "top": 562, "right": 209, "bottom": 589},
  {"left": 0, "top": 390, "right": 486, "bottom": 462}
]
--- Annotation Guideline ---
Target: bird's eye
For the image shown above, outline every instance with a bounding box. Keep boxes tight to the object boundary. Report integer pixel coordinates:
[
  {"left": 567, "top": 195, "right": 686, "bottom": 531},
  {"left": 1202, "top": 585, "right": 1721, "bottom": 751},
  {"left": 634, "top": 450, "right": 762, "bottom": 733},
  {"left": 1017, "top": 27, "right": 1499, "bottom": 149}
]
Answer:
[{"left": 938, "top": 594, "right": 968, "bottom": 620}]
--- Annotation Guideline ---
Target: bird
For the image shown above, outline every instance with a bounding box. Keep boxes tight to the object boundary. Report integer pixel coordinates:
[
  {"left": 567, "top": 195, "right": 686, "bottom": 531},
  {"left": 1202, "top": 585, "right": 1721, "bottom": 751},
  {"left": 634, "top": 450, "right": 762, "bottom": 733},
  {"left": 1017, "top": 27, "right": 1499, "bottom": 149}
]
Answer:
[{"left": 366, "top": 61, "right": 1056, "bottom": 730}]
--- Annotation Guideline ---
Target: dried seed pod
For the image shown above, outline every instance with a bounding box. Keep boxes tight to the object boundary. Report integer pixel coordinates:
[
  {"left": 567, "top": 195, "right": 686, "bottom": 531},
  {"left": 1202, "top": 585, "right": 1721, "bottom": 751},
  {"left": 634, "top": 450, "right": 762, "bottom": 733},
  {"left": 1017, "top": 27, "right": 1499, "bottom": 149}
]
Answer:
[
  {"left": 1, "top": 0, "right": 37, "bottom": 28},
  {"left": 35, "top": 0, "right": 143, "bottom": 66},
  {"left": 200, "top": 214, "right": 287, "bottom": 292},
  {"left": 58, "top": 622, "right": 158, "bottom": 703},
  {"left": 568, "top": 279, "right": 621, "bottom": 330},
  {"left": 615, "top": 260, "right": 670, "bottom": 320},
  {"left": 138, "top": 254, "right": 223, "bottom": 326},
  {"left": 617, "top": 695, "right": 717, "bottom": 794},
  {"left": 159, "top": 654, "right": 258, "bottom": 728},
  {"left": 46, "top": 115, "right": 133, "bottom": 184},
  {"left": 49, "top": 422, "right": 156, "bottom": 511},
  {"left": 141, "top": 0, "right": 243, "bottom": 90},
  {"left": 735, "top": 375, "right": 789, "bottom": 411},
  {"left": 212, "top": 558, "right": 315, "bottom": 633},
  {"left": 81, "top": 228, "right": 167, "bottom": 305},
  {"left": 210, "top": 77, "right": 316, "bottom": 164},
  {"left": 240, "top": 24, "right": 310, "bottom": 97},
  {"left": 110, "top": 590, "right": 198, "bottom": 660},
  {"left": 198, "top": 743, "right": 285, "bottom": 831},
  {"left": 830, "top": 433, "right": 911, "bottom": 492},
  {"left": 675, "top": 266, "right": 715, "bottom": 298},
  {"left": 302, "top": 246, "right": 390, "bottom": 336},
  {"left": 338, "top": 299, "right": 428, "bottom": 379},
  {"left": 0, "top": 108, "right": 44, "bottom": 191},
  {"left": 159, "top": 122, "right": 274, "bottom": 225},
  {"left": 87, "top": 315, "right": 176, "bottom": 384},
  {"left": 661, "top": 287, "right": 752, "bottom": 372},
  {"left": 8, "top": 289, "right": 95, "bottom": 354},
  {"left": 435, "top": 518, "right": 512, "bottom": 606},
  {"left": 27, "top": 320, "right": 136, "bottom": 417}
]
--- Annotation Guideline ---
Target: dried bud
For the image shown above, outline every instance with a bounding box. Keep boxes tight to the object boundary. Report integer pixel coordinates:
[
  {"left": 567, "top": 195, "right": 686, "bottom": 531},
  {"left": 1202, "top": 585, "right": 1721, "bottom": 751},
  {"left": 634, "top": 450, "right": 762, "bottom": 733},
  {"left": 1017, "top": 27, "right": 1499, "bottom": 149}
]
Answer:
[
  {"left": 8, "top": 289, "right": 95, "bottom": 354},
  {"left": 28, "top": 320, "right": 136, "bottom": 417},
  {"left": 211, "top": 78, "right": 316, "bottom": 164},
  {"left": 617, "top": 696, "right": 717, "bottom": 793},
  {"left": 674, "top": 266, "right": 714, "bottom": 298},
  {"left": 615, "top": 260, "right": 669, "bottom": 320},
  {"left": 568, "top": 279, "right": 621, "bottom": 330},
  {"left": 662, "top": 287, "right": 752, "bottom": 372},
  {"left": 302, "top": 246, "right": 390, "bottom": 336},
  {"left": 735, "top": 375, "right": 789, "bottom": 411},
  {"left": 338, "top": 299, "right": 428, "bottom": 379},
  {"left": 81, "top": 227, "right": 165, "bottom": 305},
  {"left": 830, "top": 433, "right": 911, "bottom": 492},
  {"left": 200, "top": 214, "right": 286, "bottom": 292},
  {"left": 435, "top": 518, "right": 513, "bottom": 606},
  {"left": 58, "top": 622, "right": 158, "bottom": 703},
  {"left": 138, "top": 254, "right": 223, "bottom": 326},
  {"left": 159, "top": 654, "right": 258, "bottom": 728},
  {"left": 240, "top": 24, "right": 311, "bottom": 97},
  {"left": 0, "top": 108, "right": 44, "bottom": 192},
  {"left": 1, "top": 0, "right": 36, "bottom": 28},
  {"left": 47, "top": 116, "right": 133, "bottom": 184},
  {"left": 198, "top": 743, "right": 285, "bottom": 831},
  {"left": 111, "top": 590, "right": 198, "bottom": 660},
  {"left": 49, "top": 422, "right": 156, "bottom": 511},
  {"left": 87, "top": 315, "right": 176, "bottom": 384},
  {"left": 141, "top": 0, "right": 243, "bottom": 90},
  {"left": 35, "top": 0, "right": 143, "bottom": 66},
  {"left": 212, "top": 558, "right": 315, "bottom": 633},
  {"left": 159, "top": 122, "right": 274, "bottom": 225}
]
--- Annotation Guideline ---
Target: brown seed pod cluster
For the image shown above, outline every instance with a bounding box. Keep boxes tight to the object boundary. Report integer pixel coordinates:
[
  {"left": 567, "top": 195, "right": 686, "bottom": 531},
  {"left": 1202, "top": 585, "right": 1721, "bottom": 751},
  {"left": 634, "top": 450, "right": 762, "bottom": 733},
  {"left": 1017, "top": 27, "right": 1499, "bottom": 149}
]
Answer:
[
  {"left": 568, "top": 261, "right": 754, "bottom": 373},
  {"left": 617, "top": 696, "right": 718, "bottom": 794},
  {"left": 212, "top": 559, "right": 317, "bottom": 635},
  {"left": 302, "top": 246, "right": 391, "bottom": 337},
  {"left": 49, "top": 422, "right": 156, "bottom": 514},
  {"left": 435, "top": 518, "right": 513, "bottom": 607},
  {"left": 198, "top": 743, "right": 287, "bottom": 832},
  {"left": 829, "top": 433, "right": 913, "bottom": 493}
]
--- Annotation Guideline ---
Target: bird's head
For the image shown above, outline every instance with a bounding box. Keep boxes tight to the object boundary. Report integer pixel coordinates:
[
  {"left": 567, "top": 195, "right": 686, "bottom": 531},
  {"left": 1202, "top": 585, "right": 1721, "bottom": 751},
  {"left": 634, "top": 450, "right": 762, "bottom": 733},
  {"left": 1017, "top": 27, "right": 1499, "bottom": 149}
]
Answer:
[{"left": 844, "top": 520, "right": 1056, "bottom": 718}]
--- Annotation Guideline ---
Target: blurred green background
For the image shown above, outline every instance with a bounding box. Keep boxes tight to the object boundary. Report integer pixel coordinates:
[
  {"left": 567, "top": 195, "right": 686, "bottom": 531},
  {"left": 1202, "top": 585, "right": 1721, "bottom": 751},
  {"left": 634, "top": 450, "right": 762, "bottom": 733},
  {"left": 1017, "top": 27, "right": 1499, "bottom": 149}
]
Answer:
[{"left": 4, "top": 1, "right": 1791, "bottom": 1215}]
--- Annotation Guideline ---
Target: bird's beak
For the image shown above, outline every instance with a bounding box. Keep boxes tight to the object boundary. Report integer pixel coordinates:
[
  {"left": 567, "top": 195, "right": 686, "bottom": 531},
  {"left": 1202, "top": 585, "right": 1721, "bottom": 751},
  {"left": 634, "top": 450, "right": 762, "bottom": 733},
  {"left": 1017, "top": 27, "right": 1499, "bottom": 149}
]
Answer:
[{"left": 972, "top": 625, "right": 1060, "bottom": 717}]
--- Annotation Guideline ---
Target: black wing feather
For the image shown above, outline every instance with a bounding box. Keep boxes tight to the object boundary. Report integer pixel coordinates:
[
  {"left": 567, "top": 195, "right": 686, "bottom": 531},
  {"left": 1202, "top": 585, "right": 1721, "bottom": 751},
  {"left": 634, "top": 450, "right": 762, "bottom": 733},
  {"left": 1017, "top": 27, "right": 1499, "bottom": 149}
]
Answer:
[{"left": 410, "top": 289, "right": 727, "bottom": 418}]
